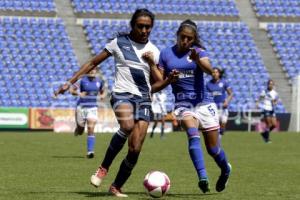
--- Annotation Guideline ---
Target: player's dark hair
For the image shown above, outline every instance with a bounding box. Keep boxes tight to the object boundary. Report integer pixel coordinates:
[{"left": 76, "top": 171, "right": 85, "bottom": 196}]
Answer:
[
  {"left": 130, "top": 8, "right": 155, "bottom": 29},
  {"left": 213, "top": 67, "right": 225, "bottom": 79},
  {"left": 267, "top": 79, "right": 274, "bottom": 85},
  {"left": 111, "top": 8, "right": 155, "bottom": 39},
  {"left": 177, "top": 19, "right": 205, "bottom": 49}
]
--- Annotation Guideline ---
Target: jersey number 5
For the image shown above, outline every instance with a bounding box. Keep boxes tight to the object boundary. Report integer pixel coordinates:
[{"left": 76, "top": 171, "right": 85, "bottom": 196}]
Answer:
[{"left": 207, "top": 105, "right": 215, "bottom": 116}]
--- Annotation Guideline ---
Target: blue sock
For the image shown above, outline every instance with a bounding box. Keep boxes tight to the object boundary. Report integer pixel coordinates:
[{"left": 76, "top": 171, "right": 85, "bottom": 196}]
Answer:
[
  {"left": 87, "top": 135, "right": 95, "bottom": 152},
  {"left": 187, "top": 128, "right": 207, "bottom": 179},
  {"left": 207, "top": 146, "right": 230, "bottom": 175},
  {"left": 101, "top": 129, "right": 128, "bottom": 170}
]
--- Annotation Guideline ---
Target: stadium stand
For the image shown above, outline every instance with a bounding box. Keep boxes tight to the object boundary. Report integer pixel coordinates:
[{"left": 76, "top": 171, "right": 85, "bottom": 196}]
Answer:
[
  {"left": 72, "top": 0, "right": 239, "bottom": 17},
  {"left": 0, "top": 0, "right": 289, "bottom": 113},
  {"left": 0, "top": 17, "right": 79, "bottom": 108},
  {"left": 0, "top": 0, "right": 56, "bottom": 12},
  {"left": 251, "top": 0, "right": 300, "bottom": 18},
  {"left": 82, "top": 19, "right": 286, "bottom": 113},
  {"left": 266, "top": 23, "right": 300, "bottom": 82}
]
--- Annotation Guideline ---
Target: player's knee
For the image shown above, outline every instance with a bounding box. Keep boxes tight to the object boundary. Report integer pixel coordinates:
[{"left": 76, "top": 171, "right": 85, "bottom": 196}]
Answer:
[
  {"left": 186, "top": 127, "right": 199, "bottom": 139},
  {"left": 120, "top": 122, "right": 135, "bottom": 135},
  {"left": 270, "top": 125, "right": 275, "bottom": 131},
  {"left": 207, "top": 146, "right": 221, "bottom": 157},
  {"left": 128, "top": 142, "right": 142, "bottom": 154}
]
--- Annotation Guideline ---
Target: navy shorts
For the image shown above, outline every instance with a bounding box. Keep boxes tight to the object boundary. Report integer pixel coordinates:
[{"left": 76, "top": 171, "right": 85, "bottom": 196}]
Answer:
[
  {"left": 262, "top": 110, "right": 276, "bottom": 118},
  {"left": 110, "top": 92, "right": 152, "bottom": 122}
]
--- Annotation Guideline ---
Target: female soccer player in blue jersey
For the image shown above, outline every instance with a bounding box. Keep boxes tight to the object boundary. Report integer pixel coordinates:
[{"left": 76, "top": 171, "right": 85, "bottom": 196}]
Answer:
[
  {"left": 54, "top": 9, "right": 177, "bottom": 197},
  {"left": 147, "top": 19, "right": 231, "bottom": 193},
  {"left": 69, "top": 68, "right": 104, "bottom": 158},
  {"left": 207, "top": 68, "right": 233, "bottom": 136}
]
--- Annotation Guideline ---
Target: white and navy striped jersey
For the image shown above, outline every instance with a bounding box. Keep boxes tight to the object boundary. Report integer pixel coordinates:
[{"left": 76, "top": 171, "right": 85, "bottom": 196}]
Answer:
[
  {"left": 105, "top": 35, "right": 160, "bottom": 98},
  {"left": 260, "top": 89, "right": 278, "bottom": 111}
]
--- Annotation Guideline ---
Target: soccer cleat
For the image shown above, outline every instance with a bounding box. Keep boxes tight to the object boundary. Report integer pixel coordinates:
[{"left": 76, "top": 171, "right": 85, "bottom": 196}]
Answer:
[
  {"left": 198, "top": 178, "right": 210, "bottom": 193},
  {"left": 109, "top": 185, "right": 128, "bottom": 198},
  {"left": 216, "top": 163, "right": 232, "bottom": 192},
  {"left": 86, "top": 152, "right": 94, "bottom": 159},
  {"left": 90, "top": 166, "right": 107, "bottom": 187}
]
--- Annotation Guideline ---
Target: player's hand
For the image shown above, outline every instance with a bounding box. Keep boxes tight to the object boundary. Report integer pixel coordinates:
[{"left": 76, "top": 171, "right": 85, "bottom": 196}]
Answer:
[
  {"left": 79, "top": 92, "right": 87, "bottom": 98},
  {"left": 189, "top": 48, "right": 200, "bottom": 61},
  {"left": 53, "top": 82, "right": 71, "bottom": 98},
  {"left": 142, "top": 51, "right": 156, "bottom": 66},
  {"left": 167, "top": 69, "right": 180, "bottom": 83}
]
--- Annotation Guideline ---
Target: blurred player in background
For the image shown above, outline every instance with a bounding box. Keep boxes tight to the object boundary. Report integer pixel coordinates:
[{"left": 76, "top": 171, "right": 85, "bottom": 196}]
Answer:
[
  {"left": 207, "top": 68, "right": 233, "bottom": 136},
  {"left": 147, "top": 19, "right": 231, "bottom": 193},
  {"left": 150, "top": 90, "right": 167, "bottom": 138},
  {"left": 256, "top": 79, "right": 278, "bottom": 143},
  {"left": 69, "top": 68, "right": 104, "bottom": 158},
  {"left": 54, "top": 8, "right": 178, "bottom": 197}
]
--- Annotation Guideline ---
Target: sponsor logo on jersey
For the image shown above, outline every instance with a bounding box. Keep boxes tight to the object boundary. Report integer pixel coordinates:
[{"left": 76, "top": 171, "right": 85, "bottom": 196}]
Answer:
[
  {"left": 122, "top": 46, "right": 131, "bottom": 51},
  {"left": 178, "top": 70, "right": 194, "bottom": 78}
]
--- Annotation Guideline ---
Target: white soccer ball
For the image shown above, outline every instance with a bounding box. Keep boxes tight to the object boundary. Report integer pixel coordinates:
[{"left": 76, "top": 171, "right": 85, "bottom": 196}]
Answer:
[{"left": 143, "top": 171, "right": 170, "bottom": 198}]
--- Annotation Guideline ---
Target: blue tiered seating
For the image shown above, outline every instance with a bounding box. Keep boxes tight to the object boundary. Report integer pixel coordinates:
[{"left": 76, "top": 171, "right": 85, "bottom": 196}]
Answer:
[
  {"left": 72, "top": 0, "right": 239, "bottom": 17},
  {"left": 266, "top": 23, "right": 300, "bottom": 81},
  {"left": 0, "top": 0, "right": 56, "bottom": 12},
  {"left": 82, "top": 19, "right": 286, "bottom": 113},
  {"left": 251, "top": 0, "right": 300, "bottom": 17},
  {"left": 0, "top": 17, "right": 79, "bottom": 108}
]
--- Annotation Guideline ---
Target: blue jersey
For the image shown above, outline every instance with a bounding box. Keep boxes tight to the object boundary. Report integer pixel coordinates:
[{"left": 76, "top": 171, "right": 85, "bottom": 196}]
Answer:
[
  {"left": 159, "top": 45, "right": 214, "bottom": 107},
  {"left": 207, "top": 79, "right": 230, "bottom": 108},
  {"left": 76, "top": 76, "right": 104, "bottom": 108}
]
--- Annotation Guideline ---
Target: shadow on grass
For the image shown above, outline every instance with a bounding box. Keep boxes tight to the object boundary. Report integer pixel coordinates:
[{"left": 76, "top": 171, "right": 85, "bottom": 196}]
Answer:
[
  {"left": 52, "top": 155, "right": 85, "bottom": 159},
  {"left": 75, "top": 191, "right": 219, "bottom": 199}
]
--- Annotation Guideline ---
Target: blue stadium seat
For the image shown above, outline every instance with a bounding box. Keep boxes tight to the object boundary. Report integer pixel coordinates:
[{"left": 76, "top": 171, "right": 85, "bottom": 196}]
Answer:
[
  {"left": 71, "top": 0, "right": 239, "bottom": 17},
  {"left": 0, "top": 17, "right": 79, "bottom": 108}
]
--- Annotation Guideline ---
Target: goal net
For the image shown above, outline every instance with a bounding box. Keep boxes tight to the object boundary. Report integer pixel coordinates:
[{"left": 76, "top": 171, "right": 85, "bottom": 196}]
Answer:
[{"left": 289, "top": 75, "right": 300, "bottom": 132}]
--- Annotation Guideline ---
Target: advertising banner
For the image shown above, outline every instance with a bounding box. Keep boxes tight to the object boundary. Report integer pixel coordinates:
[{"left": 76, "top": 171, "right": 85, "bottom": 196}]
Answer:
[
  {"left": 0, "top": 107, "right": 29, "bottom": 129},
  {"left": 29, "top": 108, "right": 54, "bottom": 129},
  {"left": 52, "top": 108, "right": 119, "bottom": 133},
  {"left": 52, "top": 108, "right": 75, "bottom": 133}
]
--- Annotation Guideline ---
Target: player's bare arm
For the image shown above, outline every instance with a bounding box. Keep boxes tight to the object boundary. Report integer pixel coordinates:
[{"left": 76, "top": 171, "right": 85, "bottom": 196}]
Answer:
[
  {"left": 69, "top": 86, "right": 86, "bottom": 98},
  {"left": 151, "top": 69, "right": 179, "bottom": 93},
  {"left": 189, "top": 48, "right": 213, "bottom": 74},
  {"left": 54, "top": 50, "right": 111, "bottom": 97},
  {"left": 142, "top": 51, "right": 163, "bottom": 82},
  {"left": 224, "top": 88, "right": 233, "bottom": 108}
]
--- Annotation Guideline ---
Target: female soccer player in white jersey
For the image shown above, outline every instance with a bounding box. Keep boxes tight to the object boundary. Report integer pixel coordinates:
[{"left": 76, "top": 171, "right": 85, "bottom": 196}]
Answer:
[
  {"left": 150, "top": 90, "right": 168, "bottom": 138},
  {"left": 256, "top": 79, "right": 278, "bottom": 143},
  {"left": 69, "top": 68, "right": 104, "bottom": 159},
  {"left": 54, "top": 9, "right": 177, "bottom": 197},
  {"left": 146, "top": 19, "right": 231, "bottom": 193},
  {"left": 207, "top": 68, "right": 233, "bottom": 136}
]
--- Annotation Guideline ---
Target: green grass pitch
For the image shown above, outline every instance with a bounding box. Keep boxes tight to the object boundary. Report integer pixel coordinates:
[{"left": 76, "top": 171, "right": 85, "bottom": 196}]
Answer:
[{"left": 0, "top": 131, "right": 300, "bottom": 200}]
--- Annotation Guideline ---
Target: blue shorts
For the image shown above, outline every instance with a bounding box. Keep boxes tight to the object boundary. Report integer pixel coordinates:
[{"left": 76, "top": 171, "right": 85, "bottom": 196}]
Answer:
[
  {"left": 110, "top": 92, "right": 152, "bottom": 122},
  {"left": 262, "top": 110, "right": 276, "bottom": 118}
]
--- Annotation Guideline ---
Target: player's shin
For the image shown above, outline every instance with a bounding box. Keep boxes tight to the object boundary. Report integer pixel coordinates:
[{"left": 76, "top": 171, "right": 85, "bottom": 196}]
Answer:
[
  {"left": 207, "top": 146, "right": 230, "bottom": 175},
  {"left": 113, "top": 151, "right": 140, "bottom": 188},
  {"left": 101, "top": 129, "right": 128, "bottom": 169},
  {"left": 187, "top": 128, "right": 207, "bottom": 179},
  {"left": 87, "top": 134, "right": 95, "bottom": 156}
]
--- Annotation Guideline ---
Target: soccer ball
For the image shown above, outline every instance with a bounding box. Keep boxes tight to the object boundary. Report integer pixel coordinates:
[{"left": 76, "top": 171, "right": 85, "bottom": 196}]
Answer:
[{"left": 143, "top": 171, "right": 170, "bottom": 198}]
